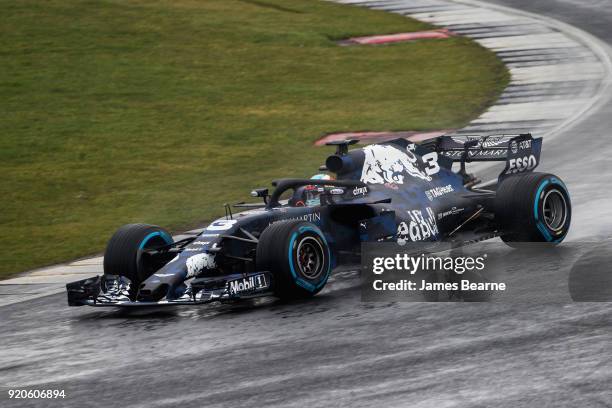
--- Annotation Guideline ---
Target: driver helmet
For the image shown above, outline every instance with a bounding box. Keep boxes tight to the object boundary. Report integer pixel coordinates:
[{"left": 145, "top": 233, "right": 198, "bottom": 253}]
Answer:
[{"left": 304, "top": 174, "right": 334, "bottom": 206}]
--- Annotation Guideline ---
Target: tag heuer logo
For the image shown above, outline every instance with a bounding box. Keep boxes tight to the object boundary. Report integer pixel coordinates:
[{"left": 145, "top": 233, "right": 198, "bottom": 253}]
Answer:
[{"left": 510, "top": 141, "right": 518, "bottom": 154}]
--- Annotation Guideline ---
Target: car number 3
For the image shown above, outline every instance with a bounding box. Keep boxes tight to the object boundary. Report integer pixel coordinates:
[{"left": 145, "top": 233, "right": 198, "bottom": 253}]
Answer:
[{"left": 421, "top": 152, "right": 440, "bottom": 176}]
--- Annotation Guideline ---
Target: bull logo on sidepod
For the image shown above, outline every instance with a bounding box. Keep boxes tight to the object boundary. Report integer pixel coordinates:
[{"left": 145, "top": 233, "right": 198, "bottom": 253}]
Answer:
[{"left": 360, "top": 144, "right": 431, "bottom": 184}]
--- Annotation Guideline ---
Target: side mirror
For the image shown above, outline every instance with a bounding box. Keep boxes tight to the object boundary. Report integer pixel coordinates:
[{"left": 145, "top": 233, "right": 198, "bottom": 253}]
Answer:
[
  {"left": 250, "top": 188, "right": 268, "bottom": 198},
  {"left": 251, "top": 188, "right": 269, "bottom": 205}
]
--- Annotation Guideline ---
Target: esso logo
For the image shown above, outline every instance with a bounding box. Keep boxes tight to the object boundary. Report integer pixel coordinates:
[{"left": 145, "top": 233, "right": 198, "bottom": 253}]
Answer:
[{"left": 506, "top": 155, "right": 537, "bottom": 174}]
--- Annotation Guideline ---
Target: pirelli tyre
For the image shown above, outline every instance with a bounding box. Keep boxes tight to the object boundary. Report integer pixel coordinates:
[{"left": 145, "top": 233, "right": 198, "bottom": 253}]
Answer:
[
  {"left": 256, "top": 220, "right": 332, "bottom": 300},
  {"left": 495, "top": 172, "right": 571, "bottom": 245},
  {"left": 103, "top": 223, "right": 174, "bottom": 285}
]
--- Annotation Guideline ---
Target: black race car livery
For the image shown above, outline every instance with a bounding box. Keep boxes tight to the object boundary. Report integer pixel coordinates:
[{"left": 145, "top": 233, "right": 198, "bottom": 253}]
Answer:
[{"left": 67, "top": 134, "right": 571, "bottom": 307}]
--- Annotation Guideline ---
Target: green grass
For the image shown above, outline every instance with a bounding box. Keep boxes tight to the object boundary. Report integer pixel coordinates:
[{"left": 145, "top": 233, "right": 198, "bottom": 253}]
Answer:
[{"left": 0, "top": 0, "right": 509, "bottom": 277}]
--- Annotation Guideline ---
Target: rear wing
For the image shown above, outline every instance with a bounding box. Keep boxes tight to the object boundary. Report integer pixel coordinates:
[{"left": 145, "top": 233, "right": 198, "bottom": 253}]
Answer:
[{"left": 420, "top": 133, "right": 543, "bottom": 180}]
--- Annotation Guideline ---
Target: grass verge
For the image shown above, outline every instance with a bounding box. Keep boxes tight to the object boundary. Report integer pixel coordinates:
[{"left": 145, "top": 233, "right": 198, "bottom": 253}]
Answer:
[{"left": 0, "top": 0, "right": 509, "bottom": 278}]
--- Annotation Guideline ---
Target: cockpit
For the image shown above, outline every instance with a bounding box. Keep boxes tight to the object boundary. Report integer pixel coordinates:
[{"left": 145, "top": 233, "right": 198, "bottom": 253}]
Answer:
[{"left": 288, "top": 174, "right": 334, "bottom": 207}]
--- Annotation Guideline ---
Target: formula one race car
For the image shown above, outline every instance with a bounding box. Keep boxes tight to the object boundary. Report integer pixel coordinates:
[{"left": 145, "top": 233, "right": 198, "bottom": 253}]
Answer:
[{"left": 67, "top": 133, "right": 571, "bottom": 307}]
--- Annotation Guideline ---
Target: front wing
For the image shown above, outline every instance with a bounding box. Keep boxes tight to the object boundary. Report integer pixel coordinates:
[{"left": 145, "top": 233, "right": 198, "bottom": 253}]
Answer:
[{"left": 66, "top": 271, "right": 274, "bottom": 307}]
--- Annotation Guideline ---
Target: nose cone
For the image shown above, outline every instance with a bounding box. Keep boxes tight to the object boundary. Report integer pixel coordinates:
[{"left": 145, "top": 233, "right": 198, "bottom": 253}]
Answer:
[
  {"left": 137, "top": 256, "right": 187, "bottom": 301},
  {"left": 137, "top": 281, "right": 170, "bottom": 302}
]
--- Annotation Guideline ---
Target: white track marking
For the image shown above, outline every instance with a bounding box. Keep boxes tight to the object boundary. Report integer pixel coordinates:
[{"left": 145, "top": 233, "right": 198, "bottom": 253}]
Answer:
[{"left": 333, "top": 0, "right": 612, "bottom": 138}]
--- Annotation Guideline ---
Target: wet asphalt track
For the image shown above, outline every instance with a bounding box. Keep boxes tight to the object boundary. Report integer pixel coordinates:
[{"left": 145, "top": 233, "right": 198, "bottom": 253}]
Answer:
[
  {"left": 2, "top": 1, "right": 612, "bottom": 407},
  {"left": 1, "top": 247, "right": 612, "bottom": 408}
]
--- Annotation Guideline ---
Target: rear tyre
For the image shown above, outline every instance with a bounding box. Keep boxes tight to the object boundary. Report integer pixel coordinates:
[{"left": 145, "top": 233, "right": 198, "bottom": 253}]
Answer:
[
  {"left": 256, "top": 220, "right": 331, "bottom": 300},
  {"left": 495, "top": 172, "right": 571, "bottom": 246},
  {"left": 103, "top": 223, "right": 174, "bottom": 285}
]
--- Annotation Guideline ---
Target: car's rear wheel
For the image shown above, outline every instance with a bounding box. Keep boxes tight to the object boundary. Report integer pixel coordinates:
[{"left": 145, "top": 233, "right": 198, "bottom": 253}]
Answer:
[
  {"left": 103, "top": 224, "right": 174, "bottom": 289},
  {"left": 256, "top": 220, "right": 331, "bottom": 300},
  {"left": 495, "top": 172, "right": 571, "bottom": 246}
]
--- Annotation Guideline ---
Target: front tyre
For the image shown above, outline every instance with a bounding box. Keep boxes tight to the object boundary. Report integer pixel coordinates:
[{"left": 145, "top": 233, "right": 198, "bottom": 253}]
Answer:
[
  {"left": 256, "top": 220, "right": 331, "bottom": 300},
  {"left": 495, "top": 172, "right": 571, "bottom": 245},
  {"left": 103, "top": 223, "right": 174, "bottom": 285}
]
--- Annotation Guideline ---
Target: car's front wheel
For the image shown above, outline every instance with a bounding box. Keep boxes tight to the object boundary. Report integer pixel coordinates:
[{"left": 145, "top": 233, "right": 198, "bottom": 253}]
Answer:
[
  {"left": 256, "top": 220, "right": 331, "bottom": 300},
  {"left": 103, "top": 223, "right": 174, "bottom": 291}
]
